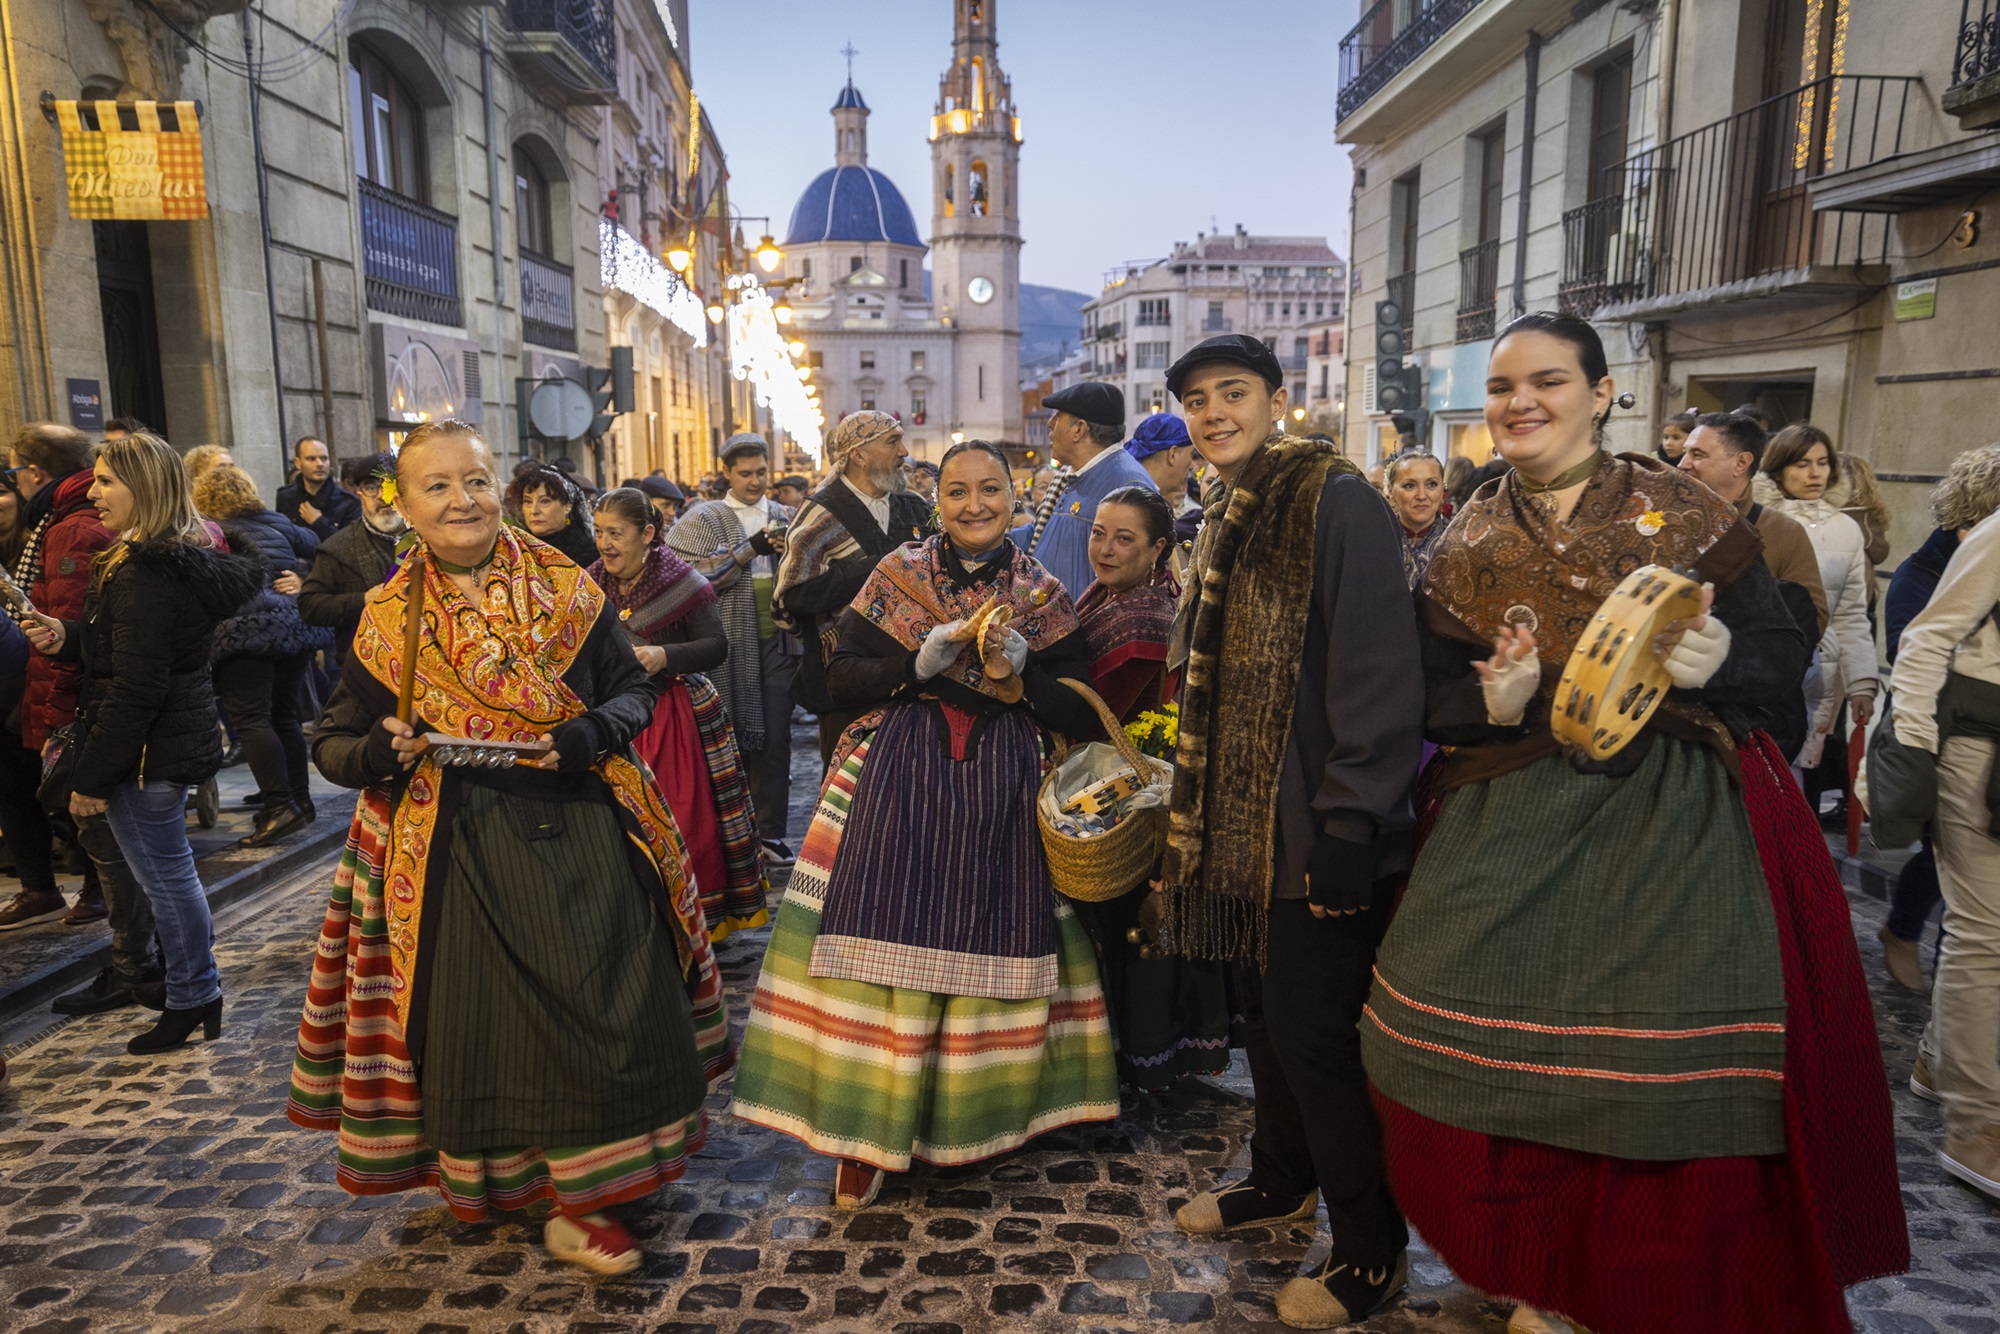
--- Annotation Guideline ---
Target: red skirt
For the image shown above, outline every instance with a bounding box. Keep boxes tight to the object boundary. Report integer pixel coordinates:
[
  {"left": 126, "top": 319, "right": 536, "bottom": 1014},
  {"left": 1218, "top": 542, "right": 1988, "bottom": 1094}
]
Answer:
[
  {"left": 1378, "top": 731, "right": 1906, "bottom": 1333},
  {"left": 634, "top": 680, "right": 726, "bottom": 913}
]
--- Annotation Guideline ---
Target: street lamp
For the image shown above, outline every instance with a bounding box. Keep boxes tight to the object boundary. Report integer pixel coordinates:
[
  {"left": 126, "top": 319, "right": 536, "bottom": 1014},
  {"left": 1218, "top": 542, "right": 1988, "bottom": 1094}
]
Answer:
[
  {"left": 754, "top": 234, "right": 783, "bottom": 273},
  {"left": 773, "top": 296, "right": 794, "bottom": 325},
  {"left": 666, "top": 244, "right": 691, "bottom": 272},
  {"left": 1291, "top": 407, "right": 1307, "bottom": 423},
  {"left": 705, "top": 298, "right": 725, "bottom": 324}
]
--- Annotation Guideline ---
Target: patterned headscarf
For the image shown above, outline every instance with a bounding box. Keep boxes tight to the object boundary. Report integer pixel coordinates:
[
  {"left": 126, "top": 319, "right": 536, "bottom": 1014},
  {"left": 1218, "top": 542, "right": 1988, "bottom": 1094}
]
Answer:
[{"left": 826, "top": 410, "right": 902, "bottom": 469}]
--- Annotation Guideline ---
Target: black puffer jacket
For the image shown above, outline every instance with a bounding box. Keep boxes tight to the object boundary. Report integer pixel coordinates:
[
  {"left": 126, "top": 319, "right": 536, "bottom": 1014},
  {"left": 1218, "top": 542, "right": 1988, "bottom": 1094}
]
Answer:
[
  {"left": 213, "top": 508, "right": 328, "bottom": 661},
  {"left": 61, "top": 539, "right": 265, "bottom": 797}
]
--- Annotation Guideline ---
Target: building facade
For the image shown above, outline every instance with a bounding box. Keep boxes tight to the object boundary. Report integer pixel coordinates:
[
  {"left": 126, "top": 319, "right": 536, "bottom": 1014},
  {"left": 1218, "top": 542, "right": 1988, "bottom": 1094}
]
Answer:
[
  {"left": 0, "top": 0, "right": 732, "bottom": 496},
  {"left": 1079, "top": 227, "right": 1345, "bottom": 422},
  {"left": 1338, "top": 0, "right": 2000, "bottom": 558},
  {"left": 777, "top": 0, "right": 1024, "bottom": 464}
]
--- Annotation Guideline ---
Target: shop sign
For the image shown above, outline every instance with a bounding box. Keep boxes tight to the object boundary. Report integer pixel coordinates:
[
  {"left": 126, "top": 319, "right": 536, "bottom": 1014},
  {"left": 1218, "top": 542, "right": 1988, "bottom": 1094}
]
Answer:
[
  {"left": 1894, "top": 279, "right": 1937, "bottom": 322},
  {"left": 55, "top": 100, "right": 208, "bottom": 220},
  {"left": 65, "top": 378, "right": 103, "bottom": 431}
]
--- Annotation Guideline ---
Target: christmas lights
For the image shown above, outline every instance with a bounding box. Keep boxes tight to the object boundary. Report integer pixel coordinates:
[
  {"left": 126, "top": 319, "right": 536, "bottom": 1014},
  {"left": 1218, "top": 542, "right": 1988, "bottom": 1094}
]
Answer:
[
  {"left": 600, "top": 217, "right": 708, "bottom": 346},
  {"left": 727, "top": 276, "right": 824, "bottom": 460}
]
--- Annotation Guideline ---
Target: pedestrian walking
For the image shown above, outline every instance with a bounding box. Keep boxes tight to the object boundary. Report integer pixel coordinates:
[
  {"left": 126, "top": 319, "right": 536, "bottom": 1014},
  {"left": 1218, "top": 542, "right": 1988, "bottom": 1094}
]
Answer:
[
  {"left": 729, "top": 439, "right": 1118, "bottom": 1210},
  {"left": 773, "top": 411, "right": 934, "bottom": 764},
  {"left": 286, "top": 421, "right": 730, "bottom": 1275},
  {"left": 1012, "top": 383, "right": 1154, "bottom": 600},
  {"left": 1157, "top": 334, "right": 1424, "bottom": 1330},
  {"left": 23, "top": 432, "right": 263, "bottom": 1054},
  {"left": 666, "top": 434, "right": 800, "bottom": 865},
  {"left": 275, "top": 436, "right": 359, "bottom": 540},
  {"left": 589, "top": 486, "right": 768, "bottom": 940},
  {"left": 1890, "top": 449, "right": 2000, "bottom": 1201},
  {"left": 193, "top": 464, "right": 323, "bottom": 848},
  {"left": 1362, "top": 313, "right": 1906, "bottom": 1334}
]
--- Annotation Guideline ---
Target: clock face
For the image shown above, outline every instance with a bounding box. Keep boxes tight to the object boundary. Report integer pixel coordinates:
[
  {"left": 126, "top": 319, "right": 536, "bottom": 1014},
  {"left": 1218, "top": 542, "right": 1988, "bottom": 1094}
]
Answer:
[{"left": 967, "top": 276, "right": 995, "bottom": 305}]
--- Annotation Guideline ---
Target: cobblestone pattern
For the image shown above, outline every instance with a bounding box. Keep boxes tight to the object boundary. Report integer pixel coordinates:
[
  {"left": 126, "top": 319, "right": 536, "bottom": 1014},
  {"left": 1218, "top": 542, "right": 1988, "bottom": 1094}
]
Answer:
[{"left": 0, "top": 727, "right": 1993, "bottom": 1332}]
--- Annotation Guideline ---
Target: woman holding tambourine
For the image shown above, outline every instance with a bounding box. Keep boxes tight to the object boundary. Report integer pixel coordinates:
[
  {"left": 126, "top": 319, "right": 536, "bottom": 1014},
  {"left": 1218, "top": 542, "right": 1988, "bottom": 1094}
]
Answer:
[{"left": 1357, "top": 314, "right": 1906, "bottom": 1334}]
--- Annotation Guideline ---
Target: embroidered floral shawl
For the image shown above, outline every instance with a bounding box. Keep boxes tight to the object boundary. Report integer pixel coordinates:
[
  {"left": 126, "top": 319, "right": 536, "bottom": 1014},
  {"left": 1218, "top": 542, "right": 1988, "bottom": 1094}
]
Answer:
[
  {"left": 590, "top": 544, "right": 715, "bottom": 644},
  {"left": 851, "top": 535, "right": 1077, "bottom": 704},
  {"left": 349, "top": 526, "right": 712, "bottom": 1031}
]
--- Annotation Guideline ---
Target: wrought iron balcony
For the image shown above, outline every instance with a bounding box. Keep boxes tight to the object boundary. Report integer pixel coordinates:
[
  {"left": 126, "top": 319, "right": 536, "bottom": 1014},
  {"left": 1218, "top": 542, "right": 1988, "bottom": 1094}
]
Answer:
[
  {"left": 1950, "top": 0, "right": 2000, "bottom": 127},
  {"left": 1094, "top": 321, "right": 1124, "bottom": 341},
  {"left": 1456, "top": 240, "right": 1500, "bottom": 343},
  {"left": 1338, "top": 0, "right": 1486, "bottom": 122},
  {"left": 358, "top": 176, "right": 461, "bottom": 327},
  {"left": 507, "top": 0, "right": 616, "bottom": 103},
  {"left": 1557, "top": 75, "right": 1916, "bottom": 319},
  {"left": 519, "top": 249, "right": 575, "bottom": 351},
  {"left": 1200, "top": 315, "right": 1234, "bottom": 332}
]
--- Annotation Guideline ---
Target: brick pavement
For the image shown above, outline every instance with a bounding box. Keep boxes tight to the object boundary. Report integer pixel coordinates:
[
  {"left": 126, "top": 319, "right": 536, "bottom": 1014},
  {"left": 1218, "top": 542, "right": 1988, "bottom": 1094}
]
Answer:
[{"left": 0, "top": 723, "right": 1993, "bottom": 1332}]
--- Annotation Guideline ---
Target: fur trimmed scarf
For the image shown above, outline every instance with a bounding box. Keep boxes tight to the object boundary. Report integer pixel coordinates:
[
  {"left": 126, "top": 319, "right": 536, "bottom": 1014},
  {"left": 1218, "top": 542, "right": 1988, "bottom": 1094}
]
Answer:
[{"left": 1162, "top": 433, "right": 1359, "bottom": 964}]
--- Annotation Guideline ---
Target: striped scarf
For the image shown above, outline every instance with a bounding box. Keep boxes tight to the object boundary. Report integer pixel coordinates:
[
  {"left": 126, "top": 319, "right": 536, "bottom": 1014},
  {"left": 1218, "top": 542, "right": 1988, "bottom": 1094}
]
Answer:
[{"left": 1026, "top": 467, "right": 1074, "bottom": 555}]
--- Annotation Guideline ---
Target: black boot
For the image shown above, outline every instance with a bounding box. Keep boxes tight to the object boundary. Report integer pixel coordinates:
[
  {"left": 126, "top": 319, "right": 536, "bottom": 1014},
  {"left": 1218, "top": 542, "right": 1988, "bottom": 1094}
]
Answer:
[
  {"left": 53, "top": 967, "right": 143, "bottom": 1015},
  {"left": 127, "top": 997, "right": 222, "bottom": 1054},
  {"left": 238, "top": 802, "right": 309, "bottom": 849}
]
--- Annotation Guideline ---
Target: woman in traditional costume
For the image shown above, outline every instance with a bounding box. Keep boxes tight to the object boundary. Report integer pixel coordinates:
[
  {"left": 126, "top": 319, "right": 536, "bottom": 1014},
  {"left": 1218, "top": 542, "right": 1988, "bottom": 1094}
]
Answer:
[
  {"left": 1360, "top": 314, "right": 1907, "bottom": 1334},
  {"left": 1382, "top": 449, "right": 1449, "bottom": 591},
  {"left": 507, "top": 459, "right": 599, "bottom": 567},
  {"left": 1067, "top": 484, "right": 1231, "bottom": 1089},
  {"left": 729, "top": 440, "right": 1121, "bottom": 1208},
  {"left": 589, "top": 487, "right": 768, "bottom": 938},
  {"left": 287, "top": 422, "right": 729, "bottom": 1277}
]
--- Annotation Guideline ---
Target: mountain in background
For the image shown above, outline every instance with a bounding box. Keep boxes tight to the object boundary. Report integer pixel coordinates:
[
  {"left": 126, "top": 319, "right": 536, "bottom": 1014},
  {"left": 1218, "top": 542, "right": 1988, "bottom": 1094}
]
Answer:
[{"left": 1020, "top": 284, "right": 1090, "bottom": 367}]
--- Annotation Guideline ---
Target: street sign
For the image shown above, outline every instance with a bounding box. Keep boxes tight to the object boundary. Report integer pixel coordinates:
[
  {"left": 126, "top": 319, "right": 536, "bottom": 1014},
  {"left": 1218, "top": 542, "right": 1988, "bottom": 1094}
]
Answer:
[
  {"left": 528, "top": 377, "right": 595, "bottom": 441},
  {"left": 1894, "top": 279, "right": 1937, "bottom": 322}
]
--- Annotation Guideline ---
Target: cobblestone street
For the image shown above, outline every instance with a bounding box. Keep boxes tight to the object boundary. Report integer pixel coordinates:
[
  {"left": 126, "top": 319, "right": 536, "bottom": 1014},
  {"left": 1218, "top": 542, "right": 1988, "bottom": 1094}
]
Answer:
[{"left": 0, "top": 726, "right": 1994, "bottom": 1333}]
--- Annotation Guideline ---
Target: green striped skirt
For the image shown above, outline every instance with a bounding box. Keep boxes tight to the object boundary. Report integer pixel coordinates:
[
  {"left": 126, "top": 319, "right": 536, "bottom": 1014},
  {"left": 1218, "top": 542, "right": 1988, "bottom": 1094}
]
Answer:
[{"left": 729, "top": 739, "right": 1122, "bottom": 1170}]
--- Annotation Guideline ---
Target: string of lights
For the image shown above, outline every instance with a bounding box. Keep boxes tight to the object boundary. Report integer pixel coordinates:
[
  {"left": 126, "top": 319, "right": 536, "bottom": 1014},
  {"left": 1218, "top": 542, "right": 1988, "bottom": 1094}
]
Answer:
[
  {"left": 726, "top": 276, "right": 823, "bottom": 460},
  {"left": 599, "top": 216, "right": 708, "bottom": 346}
]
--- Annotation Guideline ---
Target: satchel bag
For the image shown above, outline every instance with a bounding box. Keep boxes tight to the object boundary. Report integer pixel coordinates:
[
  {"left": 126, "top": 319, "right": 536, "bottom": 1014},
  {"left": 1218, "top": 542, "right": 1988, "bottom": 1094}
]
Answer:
[
  {"left": 36, "top": 720, "right": 81, "bottom": 811},
  {"left": 1862, "top": 693, "right": 1935, "bottom": 851}
]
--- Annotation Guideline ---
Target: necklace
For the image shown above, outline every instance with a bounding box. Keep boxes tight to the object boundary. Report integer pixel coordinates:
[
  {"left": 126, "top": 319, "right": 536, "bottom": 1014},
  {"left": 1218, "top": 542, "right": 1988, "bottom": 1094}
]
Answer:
[
  {"left": 432, "top": 543, "right": 498, "bottom": 576},
  {"left": 1514, "top": 450, "right": 1605, "bottom": 495}
]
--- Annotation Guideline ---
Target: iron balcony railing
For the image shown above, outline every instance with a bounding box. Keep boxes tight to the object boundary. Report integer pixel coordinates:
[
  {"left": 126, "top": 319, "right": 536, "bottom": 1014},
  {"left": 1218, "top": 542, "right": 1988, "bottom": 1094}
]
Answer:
[
  {"left": 510, "top": 0, "right": 616, "bottom": 87},
  {"left": 1200, "top": 315, "right": 1234, "bottom": 332},
  {"left": 357, "top": 176, "right": 461, "bottom": 327},
  {"left": 1958, "top": 0, "right": 2000, "bottom": 88},
  {"left": 1456, "top": 239, "right": 1500, "bottom": 342},
  {"left": 1094, "top": 321, "right": 1124, "bottom": 341},
  {"left": 1557, "top": 74, "right": 1918, "bottom": 316},
  {"left": 1384, "top": 270, "right": 1415, "bottom": 347},
  {"left": 1338, "top": 0, "right": 1486, "bottom": 122},
  {"left": 519, "top": 248, "right": 575, "bottom": 351}
]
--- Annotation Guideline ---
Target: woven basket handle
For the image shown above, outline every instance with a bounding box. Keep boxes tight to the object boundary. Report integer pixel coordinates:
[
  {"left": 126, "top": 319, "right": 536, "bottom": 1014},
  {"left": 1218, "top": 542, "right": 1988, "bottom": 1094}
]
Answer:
[{"left": 1058, "top": 677, "right": 1158, "bottom": 775}]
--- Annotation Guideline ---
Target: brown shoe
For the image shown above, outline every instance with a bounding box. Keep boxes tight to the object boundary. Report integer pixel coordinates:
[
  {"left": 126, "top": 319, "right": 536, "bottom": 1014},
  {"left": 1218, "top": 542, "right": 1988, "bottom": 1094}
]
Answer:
[
  {"left": 1941, "top": 1125, "right": 2000, "bottom": 1200},
  {"left": 63, "top": 892, "right": 108, "bottom": 926},
  {"left": 0, "top": 890, "right": 68, "bottom": 931},
  {"left": 1877, "top": 924, "right": 1926, "bottom": 993}
]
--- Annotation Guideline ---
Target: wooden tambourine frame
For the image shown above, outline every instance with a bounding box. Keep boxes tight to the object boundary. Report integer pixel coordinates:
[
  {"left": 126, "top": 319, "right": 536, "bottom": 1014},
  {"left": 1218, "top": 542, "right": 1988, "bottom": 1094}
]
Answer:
[
  {"left": 1552, "top": 564, "right": 1702, "bottom": 760},
  {"left": 396, "top": 549, "right": 555, "bottom": 770}
]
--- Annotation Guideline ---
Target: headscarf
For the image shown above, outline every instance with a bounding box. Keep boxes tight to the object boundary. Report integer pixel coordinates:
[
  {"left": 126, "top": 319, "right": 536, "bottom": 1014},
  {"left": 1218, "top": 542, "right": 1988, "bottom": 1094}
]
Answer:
[
  {"left": 825, "top": 410, "right": 901, "bottom": 469},
  {"left": 1124, "top": 412, "right": 1191, "bottom": 462}
]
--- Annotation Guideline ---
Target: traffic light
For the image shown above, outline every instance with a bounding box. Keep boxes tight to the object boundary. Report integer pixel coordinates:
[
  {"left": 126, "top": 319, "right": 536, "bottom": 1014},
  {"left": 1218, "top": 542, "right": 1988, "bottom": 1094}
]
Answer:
[
  {"left": 610, "top": 346, "right": 635, "bottom": 413},
  {"left": 1374, "top": 297, "right": 1410, "bottom": 412},
  {"left": 1377, "top": 363, "right": 1422, "bottom": 415},
  {"left": 585, "top": 349, "right": 637, "bottom": 438}
]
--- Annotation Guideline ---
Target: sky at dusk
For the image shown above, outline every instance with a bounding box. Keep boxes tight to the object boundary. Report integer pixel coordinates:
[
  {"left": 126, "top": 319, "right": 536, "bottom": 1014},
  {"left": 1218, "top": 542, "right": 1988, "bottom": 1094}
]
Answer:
[{"left": 688, "top": 0, "right": 1361, "bottom": 298}]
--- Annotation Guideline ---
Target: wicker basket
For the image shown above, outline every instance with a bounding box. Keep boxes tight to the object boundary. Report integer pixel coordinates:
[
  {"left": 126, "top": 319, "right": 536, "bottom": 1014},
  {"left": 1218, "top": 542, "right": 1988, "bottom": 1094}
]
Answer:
[{"left": 1037, "top": 680, "right": 1173, "bottom": 903}]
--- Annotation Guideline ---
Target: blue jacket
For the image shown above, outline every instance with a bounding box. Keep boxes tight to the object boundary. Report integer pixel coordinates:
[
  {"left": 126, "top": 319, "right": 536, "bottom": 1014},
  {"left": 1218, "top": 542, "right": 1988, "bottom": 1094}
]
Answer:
[
  {"left": 1010, "top": 448, "right": 1158, "bottom": 599},
  {"left": 1884, "top": 526, "right": 1959, "bottom": 666}
]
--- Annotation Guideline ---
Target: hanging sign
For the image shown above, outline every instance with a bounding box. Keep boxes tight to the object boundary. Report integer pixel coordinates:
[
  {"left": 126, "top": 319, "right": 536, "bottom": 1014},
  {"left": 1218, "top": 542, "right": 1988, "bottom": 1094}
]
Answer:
[{"left": 55, "top": 99, "right": 209, "bottom": 220}]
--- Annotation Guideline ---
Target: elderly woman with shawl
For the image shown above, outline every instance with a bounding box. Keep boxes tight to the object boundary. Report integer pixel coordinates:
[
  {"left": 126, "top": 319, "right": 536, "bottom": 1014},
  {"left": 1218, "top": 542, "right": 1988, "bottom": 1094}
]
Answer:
[
  {"left": 588, "top": 486, "right": 768, "bottom": 938},
  {"left": 1361, "top": 316, "right": 1904, "bottom": 1334},
  {"left": 730, "top": 440, "right": 1120, "bottom": 1208},
  {"left": 288, "top": 422, "right": 730, "bottom": 1278}
]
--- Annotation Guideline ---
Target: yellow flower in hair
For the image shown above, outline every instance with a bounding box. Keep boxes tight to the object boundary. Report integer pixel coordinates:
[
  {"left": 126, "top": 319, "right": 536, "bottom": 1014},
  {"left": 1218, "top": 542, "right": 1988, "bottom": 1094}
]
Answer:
[{"left": 380, "top": 475, "right": 399, "bottom": 507}]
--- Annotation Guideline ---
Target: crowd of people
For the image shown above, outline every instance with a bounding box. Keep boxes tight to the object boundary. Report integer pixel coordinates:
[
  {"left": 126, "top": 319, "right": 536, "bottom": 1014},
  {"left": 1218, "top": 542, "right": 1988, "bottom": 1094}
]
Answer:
[{"left": 4, "top": 306, "right": 1998, "bottom": 1332}]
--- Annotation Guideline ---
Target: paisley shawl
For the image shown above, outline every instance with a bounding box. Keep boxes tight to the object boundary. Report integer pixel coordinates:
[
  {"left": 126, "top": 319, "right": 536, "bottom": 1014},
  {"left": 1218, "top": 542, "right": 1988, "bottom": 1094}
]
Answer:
[
  {"left": 851, "top": 535, "right": 1078, "bottom": 704},
  {"left": 1423, "top": 451, "right": 1763, "bottom": 763},
  {"left": 348, "top": 526, "right": 714, "bottom": 1032}
]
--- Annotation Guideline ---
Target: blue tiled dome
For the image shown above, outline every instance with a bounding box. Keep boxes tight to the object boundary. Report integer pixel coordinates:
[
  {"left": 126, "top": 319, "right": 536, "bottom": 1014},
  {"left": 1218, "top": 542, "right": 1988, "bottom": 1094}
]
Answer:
[
  {"left": 785, "top": 165, "right": 923, "bottom": 247},
  {"left": 833, "top": 80, "right": 868, "bottom": 111}
]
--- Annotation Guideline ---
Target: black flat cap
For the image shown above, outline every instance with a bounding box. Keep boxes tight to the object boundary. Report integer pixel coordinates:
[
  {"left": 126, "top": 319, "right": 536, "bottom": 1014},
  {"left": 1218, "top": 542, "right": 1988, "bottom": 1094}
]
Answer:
[
  {"left": 1042, "top": 381, "right": 1125, "bottom": 429},
  {"left": 636, "top": 476, "right": 685, "bottom": 503},
  {"left": 1166, "top": 334, "right": 1285, "bottom": 399}
]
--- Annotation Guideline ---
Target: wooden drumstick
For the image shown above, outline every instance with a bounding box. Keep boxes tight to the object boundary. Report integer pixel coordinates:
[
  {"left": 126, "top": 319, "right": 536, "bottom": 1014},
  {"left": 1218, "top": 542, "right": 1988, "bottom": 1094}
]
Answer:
[{"left": 397, "top": 547, "right": 425, "bottom": 728}]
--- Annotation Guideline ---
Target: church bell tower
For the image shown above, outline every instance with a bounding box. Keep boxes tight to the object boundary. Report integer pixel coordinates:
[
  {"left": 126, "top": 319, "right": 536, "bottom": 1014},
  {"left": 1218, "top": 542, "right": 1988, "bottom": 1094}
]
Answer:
[{"left": 929, "top": 0, "right": 1022, "bottom": 447}]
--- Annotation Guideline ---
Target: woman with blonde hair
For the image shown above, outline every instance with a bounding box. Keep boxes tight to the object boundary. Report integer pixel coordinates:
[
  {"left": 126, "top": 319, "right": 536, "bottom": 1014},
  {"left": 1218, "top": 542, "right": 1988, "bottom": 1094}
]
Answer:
[
  {"left": 181, "top": 444, "right": 233, "bottom": 489},
  {"left": 23, "top": 433, "right": 262, "bottom": 1052}
]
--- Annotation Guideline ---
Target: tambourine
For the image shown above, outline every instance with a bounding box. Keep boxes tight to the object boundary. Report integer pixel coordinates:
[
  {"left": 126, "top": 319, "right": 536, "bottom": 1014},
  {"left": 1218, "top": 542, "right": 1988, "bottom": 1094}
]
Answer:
[
  {"left": 1552, "top": 564, "right": 1702, "bottom": 760},
  {"left": 1062, "top": 767, "right": 1145, "bottom": 818}
]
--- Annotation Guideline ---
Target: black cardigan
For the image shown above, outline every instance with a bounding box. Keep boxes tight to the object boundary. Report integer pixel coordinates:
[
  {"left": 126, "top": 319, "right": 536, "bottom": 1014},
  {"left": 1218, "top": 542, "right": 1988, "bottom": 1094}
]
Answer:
[
  {"left": 313, "top": 605, "right": 663, "bottom": 788},
  {"left": 61, "top": 540, "right": 264, "bottom": 797}
]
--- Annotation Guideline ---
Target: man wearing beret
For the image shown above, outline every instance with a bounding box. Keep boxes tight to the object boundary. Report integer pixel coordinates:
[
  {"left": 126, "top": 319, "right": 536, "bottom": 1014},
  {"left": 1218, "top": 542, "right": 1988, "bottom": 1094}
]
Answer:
[
  {"left": 1010, "top": 381, "right": 1156, "bottom": 598},
  {"left": 1160, "top": 334, "right": 1423, "bottom": 1328},
  {"left": 1125, "top": 412, "right": 1202, "bottom": 548}
]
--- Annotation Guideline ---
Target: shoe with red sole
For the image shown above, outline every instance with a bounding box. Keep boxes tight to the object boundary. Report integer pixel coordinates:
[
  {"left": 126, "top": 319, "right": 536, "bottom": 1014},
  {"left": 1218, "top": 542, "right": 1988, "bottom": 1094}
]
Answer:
[
  {"left": 834, "top": 1157, "right": 885, "bottom": 1210},
  {"left": 544, "top": 1212, "right": 640, "bottom": 1275}
]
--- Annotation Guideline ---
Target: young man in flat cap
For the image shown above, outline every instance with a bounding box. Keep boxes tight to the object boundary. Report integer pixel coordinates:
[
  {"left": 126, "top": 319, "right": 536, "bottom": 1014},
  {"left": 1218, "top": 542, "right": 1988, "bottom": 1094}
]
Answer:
[
  {"left": 1011, "top": 381, "right": 1155, "bottom": 597},
  {"left": 1161, "top": 334, "right": 1423, "bottom": 1328},
  {"left": 774, "top": 410, "right": 934, "bottom": 764}
]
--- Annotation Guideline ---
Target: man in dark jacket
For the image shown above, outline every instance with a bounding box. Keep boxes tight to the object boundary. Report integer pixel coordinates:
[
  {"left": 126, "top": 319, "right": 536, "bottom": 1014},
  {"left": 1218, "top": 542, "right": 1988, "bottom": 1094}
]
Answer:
[
  {"left": 1159, "top": 336, "right": 1424, "bottom": 1328},
  {"left": 275, "top": 436, "right": 360, "bottom": 540},
  {"left": 772, "top": 411, "right": 933, "bottom": 764},
  {"left": 300, "top": 454, "right": 404, "bottom": 678}
]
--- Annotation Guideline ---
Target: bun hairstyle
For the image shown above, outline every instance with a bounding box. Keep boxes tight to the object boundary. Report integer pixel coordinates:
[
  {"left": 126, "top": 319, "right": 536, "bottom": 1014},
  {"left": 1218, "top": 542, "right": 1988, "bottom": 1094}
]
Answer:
[
  {"left": 1495, "top": 311, "right": 1614, "bottom": 438},
  {"left": 394, "top": 419, "right": 488, "bottom": 485},
  {"left": 938, "top": 437, "right": 1013, "bottom": 480},
  {"left": 1097, "top": 484, "right": 1175, "bottom": 570},
  {"left": 593, "top": 486, "right": 663, "bottom": 546}
]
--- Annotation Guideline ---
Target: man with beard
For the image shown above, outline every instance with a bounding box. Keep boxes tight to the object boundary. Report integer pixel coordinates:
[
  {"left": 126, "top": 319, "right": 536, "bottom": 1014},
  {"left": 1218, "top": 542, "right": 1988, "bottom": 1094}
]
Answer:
[
  {"left": 775, "top": 410, "right": 935, "bottom": 764},
  {"left": 298, "top": 453, "right": 406, "bottom": 683}
]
